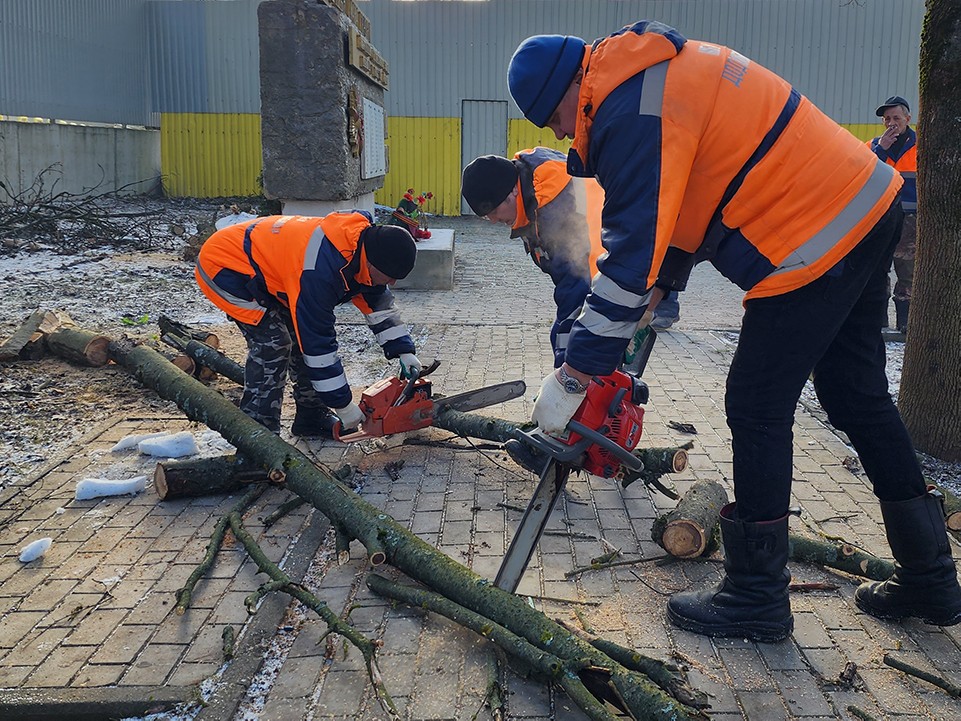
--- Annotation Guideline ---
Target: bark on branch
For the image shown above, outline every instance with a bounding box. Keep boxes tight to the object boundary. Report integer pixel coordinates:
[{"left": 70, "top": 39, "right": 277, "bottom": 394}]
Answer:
[{"left": 47, "top": 326, "right": 704, "bottom": 720}]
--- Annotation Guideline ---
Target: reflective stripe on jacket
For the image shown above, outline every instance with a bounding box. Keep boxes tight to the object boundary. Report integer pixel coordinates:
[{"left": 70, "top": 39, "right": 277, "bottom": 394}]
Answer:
[
  {"left": 195, "top": 213, "right": 414, "bottom": 408},
  {"left": 510, "top": 147, "right": 605, "bottom": 366},
  {"left": 564, "top": 20, "right": 902, "bottom": 375},
  {"left": 868, "top": 127, "right": 916, "bottom": 212}
]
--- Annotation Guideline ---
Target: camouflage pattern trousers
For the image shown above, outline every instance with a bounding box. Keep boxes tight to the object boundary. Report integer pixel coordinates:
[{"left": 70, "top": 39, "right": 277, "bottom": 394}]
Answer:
[{"left": 235, "top": 307, "right": 325, "bottom": 433}]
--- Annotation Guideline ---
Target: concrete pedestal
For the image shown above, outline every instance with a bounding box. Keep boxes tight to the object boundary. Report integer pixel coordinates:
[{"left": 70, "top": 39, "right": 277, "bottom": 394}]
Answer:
[
  {"left": 282, "top": 195, "right": 375, "bottom": 218},
  {"left": 394, "top": 228, "right": 454, "bottom": 290}
]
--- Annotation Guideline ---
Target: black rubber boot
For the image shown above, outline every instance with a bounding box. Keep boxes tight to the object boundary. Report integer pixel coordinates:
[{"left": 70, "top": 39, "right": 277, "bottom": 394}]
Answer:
[
  {"left": 894, "top": 298, "right": 910, "bottom": 334},
  {"left": 855, "top": 490, "right": 961, "bottom": 625},
  {"left": 290, "top": 405, "right": 338, "bottom": 438},
  {"left": 503, "top": 438, "right": 549, "bottom": 474},
  {"left": 667, "top": 503, "right": 794, "bottom": 642}
]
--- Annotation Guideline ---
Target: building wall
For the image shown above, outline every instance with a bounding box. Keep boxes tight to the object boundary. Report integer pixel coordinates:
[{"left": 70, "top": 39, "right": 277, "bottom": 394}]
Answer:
[
  {"left": 0, "top": 119, "right": 160, "bottom": 198},
  {"left": 149, "top": 0, "right": 262, "bottom": 197},
  {"left": 0, "top": 0, "right": 922, "bottom": 208},
  {"left": 0, "top": 0, "right": 159, "bottom": 197},
  {"left": 0, "top": 0, "right": 152, "bottom": 126},
  {"left": 365, "top": 0, "right": 923, "bottom": 215}
]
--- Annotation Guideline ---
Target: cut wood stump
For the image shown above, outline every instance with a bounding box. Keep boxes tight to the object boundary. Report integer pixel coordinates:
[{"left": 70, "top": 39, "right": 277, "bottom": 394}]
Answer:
[
  {"left": 155, "top": 454, "right": 270, "bottom": 500},
  {"left": 652, "top": 479, "right": 728, "bottom": 558},
  {"left": 170, "top": 354, "right": 196, "bottom": 376},
  {"left": 45, "top": 326, "right": 110, "bottom": 366}
]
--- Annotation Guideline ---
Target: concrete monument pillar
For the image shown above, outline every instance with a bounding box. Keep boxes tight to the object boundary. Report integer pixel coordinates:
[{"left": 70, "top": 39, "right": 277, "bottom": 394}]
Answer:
[{"left": 258, "top": 0, "right": 388, "bottom": 216}]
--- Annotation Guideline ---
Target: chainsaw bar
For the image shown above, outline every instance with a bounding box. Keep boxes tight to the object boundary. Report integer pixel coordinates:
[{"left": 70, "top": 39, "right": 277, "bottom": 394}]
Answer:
[
  {"left": 433, "top": 379, "right": 526, "bottom": 414},
  {"left": 494, "top": 457, "right": 571, "bottom": 593}
]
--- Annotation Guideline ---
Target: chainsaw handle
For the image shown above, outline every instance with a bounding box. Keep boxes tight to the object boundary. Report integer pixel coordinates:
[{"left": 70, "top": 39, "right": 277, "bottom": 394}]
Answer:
[
  {"left": 567, "top": 420, "right": 643, "bottom": 471},
  {"left": 396, "top": 367, "right": 421, "bottom": 406},
  {"left": 332, "top": 420, "right": 373, "bottom": 443}
]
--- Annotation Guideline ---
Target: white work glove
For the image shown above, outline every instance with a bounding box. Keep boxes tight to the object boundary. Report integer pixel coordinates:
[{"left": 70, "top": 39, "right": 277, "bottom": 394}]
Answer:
[
  {"left": 531, "top": 371, "right": 586, "bottom": 435},
  {"left": 334, "top": 402, "right": 365, "bottom": 430},
  {"left": 398, "top": 352, "right": 423, "bottom": 379}
]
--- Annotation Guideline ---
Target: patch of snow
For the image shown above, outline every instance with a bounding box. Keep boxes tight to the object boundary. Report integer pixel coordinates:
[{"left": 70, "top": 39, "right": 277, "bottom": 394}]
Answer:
[
  {"left": 138, "top": 431, "right": 200, "bottom": 458},
  {"left": 111, "top": 432, "right": 169, "bottom": 453},
  {"left": 215, "top": 212, "right": 258, "bottom": 230},
  {"left": 75, "top": 475, "right": 147, "bottom": 500},
  {"left": 18, "top": 537, "right": 52, "bottom": 562}
]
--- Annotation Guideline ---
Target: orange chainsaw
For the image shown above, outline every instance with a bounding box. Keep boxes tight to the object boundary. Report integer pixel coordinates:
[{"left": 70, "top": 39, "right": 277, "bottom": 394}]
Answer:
[{"left": 333, "top": 360, "right": 526, "bottom": 442}]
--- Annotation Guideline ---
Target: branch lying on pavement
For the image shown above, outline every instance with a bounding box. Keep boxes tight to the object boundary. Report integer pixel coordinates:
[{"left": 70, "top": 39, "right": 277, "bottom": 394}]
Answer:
[
  {"left": 883, "top": 652, "right": 961, "bottom": 698},
  {"left": 43, "top": 321, "right": 707, "bottom": 720}
]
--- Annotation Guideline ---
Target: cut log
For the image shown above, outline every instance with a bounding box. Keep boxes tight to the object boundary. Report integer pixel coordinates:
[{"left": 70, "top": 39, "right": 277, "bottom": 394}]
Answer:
[
  {"left": 66, "top": 331, "right": 702, "bottom": 720},
  {"left": 651, "top": 479, "right": 728, "bottom": 558},
  {"left": 170, "top": 354, "right": 196, "bottom": 375},
  {"left": 196, "top": 365, "right": 219, "bottom": 384},
  {"left": 0, "top": 309, "right": 47, "bottom": 362},
  {"left": 155, "top": 454, "right": 269, "bottom": 500},
  {"left": 157, "top": 456, "right": 354, "bottom": 502},
  {"left": 44, "top": 326, "right": 111, "bottom": 366},
  {"left": 158, "top": 314, "right": 220, "bottom": 349},
  {"left": 634, "top": 445, "right": 689, "bottom": 476}
]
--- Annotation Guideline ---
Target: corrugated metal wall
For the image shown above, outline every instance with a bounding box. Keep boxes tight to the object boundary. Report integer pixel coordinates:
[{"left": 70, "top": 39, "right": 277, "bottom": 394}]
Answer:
[
  {"left": 1, "top": 0, "right": 924, "bottom": 207},
  {"left": 365, "top": 0, "right": 923, "bottom": 214},
  {"left": 0, "top": 0, "right": 152, "bottom": 126},
  {"left": 365, "top": 0, "right": 922, "bottom": 123},
  {"left": 149, "top": 0, "right": 262, "bottom": 196}
]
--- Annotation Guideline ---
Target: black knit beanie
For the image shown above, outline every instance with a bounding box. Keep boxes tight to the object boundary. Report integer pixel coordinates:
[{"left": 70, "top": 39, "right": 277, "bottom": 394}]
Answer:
[
  {"left": 462, "top": 155, "right": 519, "bottom": 216},
  {"left": 362, "top": 225, "right": 417, "bottom": 280}
]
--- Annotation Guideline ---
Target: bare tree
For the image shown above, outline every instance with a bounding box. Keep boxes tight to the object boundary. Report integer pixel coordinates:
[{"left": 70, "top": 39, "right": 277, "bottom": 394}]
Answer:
[{"left": 899, "top": 0, "right": 961, "bottom": 460}]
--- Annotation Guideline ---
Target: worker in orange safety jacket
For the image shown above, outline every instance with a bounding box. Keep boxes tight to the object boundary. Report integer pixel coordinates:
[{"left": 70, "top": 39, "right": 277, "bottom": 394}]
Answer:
[
  {"left": 868, "top": 95, "right": 917, "bottom": 333},
  {"left": 462, "top": 148, "right": 681, "bottom": 365},
  {"left": 508, "top": 21, "right": 960, "bottom": 642},
  {"left": 195, "top": 212, "right": 421, "bottom": 437},
  {"left": 461, "top": 147, "right": 605, "bottom": 367}
]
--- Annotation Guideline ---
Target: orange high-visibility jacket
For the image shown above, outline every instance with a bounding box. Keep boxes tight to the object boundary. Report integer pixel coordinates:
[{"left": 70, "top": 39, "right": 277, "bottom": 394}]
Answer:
[
  {"left": 868, "top": 127, "right": 916, "bottom": 212},
  {"left": 563, "top": 20, "right": 901, "bottom": 375},
  {"left": 510, "top": 146, "right": 605, "bottom": 366},
  {"left": 195, "top": 212, "right": 414, "bottom": 408}
]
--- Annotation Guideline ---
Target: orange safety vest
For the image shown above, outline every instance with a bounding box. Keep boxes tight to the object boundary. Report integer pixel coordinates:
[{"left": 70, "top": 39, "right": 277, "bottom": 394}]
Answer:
[{"left": 569, "top": 23, "right": 902, "bottom": 301}]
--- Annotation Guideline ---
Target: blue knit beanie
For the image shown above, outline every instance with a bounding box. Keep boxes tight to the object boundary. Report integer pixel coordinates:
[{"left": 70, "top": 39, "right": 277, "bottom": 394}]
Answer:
[{"left": 508, "top": 34, "right": 586, "bottom": 127}]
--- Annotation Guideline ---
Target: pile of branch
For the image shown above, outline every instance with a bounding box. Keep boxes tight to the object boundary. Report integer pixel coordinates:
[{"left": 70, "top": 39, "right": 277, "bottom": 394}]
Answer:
[{"left": 1, "top": 165, "right": 174, "bottom": 253}]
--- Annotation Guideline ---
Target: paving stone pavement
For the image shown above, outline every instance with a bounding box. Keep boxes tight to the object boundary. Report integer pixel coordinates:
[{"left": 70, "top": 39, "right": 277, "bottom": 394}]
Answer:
[{"left": 1, "top": 215, "right": 959, "bottom": 720}]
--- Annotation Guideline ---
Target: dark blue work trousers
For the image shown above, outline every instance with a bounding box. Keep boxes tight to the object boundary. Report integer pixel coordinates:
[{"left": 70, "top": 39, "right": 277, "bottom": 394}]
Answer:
[{"left": 725, "top": 201, "right": 925, "bottom": 522}]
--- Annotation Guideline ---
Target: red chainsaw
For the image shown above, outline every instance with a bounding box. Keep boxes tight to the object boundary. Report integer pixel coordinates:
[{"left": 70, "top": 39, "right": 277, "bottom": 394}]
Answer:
[
  {"left": 333, "top": 359, "right": 526, "bottom": 442},
  {"left": 493, "top": 320, "right": 658, "bottom": 592},
  {"left": 494, "top": 369, "right": 649, "bottom": 591}
]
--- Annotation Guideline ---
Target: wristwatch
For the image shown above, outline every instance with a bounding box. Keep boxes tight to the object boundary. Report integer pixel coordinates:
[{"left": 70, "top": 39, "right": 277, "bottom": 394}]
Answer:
[{"left": 558, "top": 366, "right": 588, "bottom": 394}]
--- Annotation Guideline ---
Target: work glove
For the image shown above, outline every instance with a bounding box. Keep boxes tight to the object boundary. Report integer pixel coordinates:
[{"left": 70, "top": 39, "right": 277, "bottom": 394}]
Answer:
[
  {"left": 398, "top": 352, "right": 423, "bottom": 379},
  {"left": 531, "top": 371, "right": 586, "bottom": 435},
  {"left": 333, "top": 402, "right": 365, "bottom": 431}
]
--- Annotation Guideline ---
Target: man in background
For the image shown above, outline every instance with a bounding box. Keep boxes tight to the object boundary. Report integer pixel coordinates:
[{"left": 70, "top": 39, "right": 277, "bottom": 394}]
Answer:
[{"left": 868, "top": 95, "right": 917, "bottom": 334}]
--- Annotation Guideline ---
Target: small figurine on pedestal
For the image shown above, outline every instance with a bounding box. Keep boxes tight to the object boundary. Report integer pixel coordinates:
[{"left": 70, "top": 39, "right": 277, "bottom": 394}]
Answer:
[{"left": 389, "top": 188, "right": 433, "bottom": 240}]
